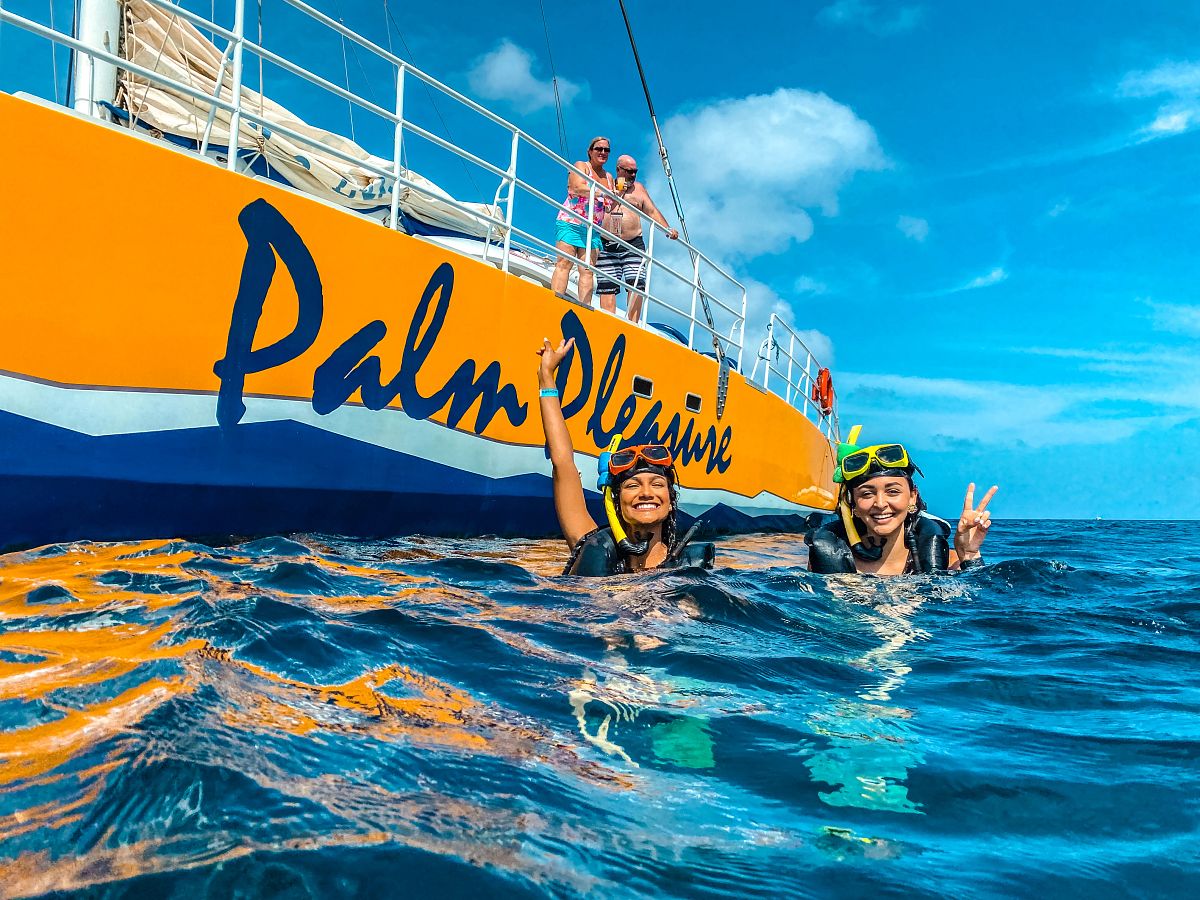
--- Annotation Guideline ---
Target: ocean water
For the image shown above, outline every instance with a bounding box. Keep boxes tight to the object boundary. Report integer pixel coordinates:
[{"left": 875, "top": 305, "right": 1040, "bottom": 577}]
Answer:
[{"left": 0, "top": 521, "right": 1197, "bottom": 898}]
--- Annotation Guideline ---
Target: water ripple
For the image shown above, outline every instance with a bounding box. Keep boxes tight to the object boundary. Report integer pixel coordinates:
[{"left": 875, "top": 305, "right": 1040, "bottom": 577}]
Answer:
[{"left": 0, "top": 523, "right": 1197, "bottom": 897}]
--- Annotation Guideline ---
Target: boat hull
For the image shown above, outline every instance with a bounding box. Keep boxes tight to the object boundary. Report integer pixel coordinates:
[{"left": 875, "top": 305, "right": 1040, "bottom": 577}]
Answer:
[{"left": 0, "top": 93, "right": 836, "bottom": 551}]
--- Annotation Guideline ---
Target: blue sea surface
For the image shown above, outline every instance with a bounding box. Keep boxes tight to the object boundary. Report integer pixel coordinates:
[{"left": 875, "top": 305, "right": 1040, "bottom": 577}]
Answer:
[{"left": 0, "top": 521, "right": 1197, "bottom": 898}]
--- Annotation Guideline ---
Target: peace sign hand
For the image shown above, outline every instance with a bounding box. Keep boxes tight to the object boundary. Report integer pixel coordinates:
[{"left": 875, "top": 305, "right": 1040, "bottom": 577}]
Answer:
[{"left": 955, "top": 482, "right": 998, "bottom": 560}]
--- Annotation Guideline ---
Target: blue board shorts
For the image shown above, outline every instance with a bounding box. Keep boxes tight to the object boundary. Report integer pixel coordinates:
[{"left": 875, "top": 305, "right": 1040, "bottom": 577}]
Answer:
[{"left": 555, "top": 218, "right": 602, "bottom": 251}]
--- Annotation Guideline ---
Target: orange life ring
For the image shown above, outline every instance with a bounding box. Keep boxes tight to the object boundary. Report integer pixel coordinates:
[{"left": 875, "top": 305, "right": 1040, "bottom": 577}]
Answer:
[{"left": 811, "top": 368, "right": 834, "bottom": 416}]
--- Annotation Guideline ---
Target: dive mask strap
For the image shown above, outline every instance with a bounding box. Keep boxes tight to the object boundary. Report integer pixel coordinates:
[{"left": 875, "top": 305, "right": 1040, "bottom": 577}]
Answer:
[{"left": 600, "top": 434, "right": 650, "bottom": 557}]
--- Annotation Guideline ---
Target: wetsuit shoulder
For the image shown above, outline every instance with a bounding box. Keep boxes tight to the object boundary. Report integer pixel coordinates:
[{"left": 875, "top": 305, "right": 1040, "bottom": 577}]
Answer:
[
  {"left": 911, "top": 513, "right": 951, "bottom": 574},
  {"left": 806, "top": 518, "right": 856, "bottom": 574},
  {"left": 564, "top": 528, "right": 622, "bottom": 577}
]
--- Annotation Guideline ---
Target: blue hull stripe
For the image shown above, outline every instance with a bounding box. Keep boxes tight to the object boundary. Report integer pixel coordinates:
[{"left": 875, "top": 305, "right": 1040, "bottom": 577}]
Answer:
[{"left": 0, "top": 411, "right": 808, "bottom": 550}]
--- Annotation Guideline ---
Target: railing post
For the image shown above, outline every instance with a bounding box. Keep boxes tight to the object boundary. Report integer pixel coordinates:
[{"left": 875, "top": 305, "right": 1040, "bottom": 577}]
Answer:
[
  {"left": 801, "top": 350, "right": 813, "bottom": 421},
  {"left": 389, "top": 63, "right": 406, "bottom": 230},
  {"left": 640, "top": 224, "right": 656, "bottom": 328},
  {"left": 737, "top": 286, "right": 747, "bottom": 371},
  {"left": 201, "top": 44, "right": 235, "bottom": 157},
  {"left": 785, "top": 333, "right": 795, "bottom": 406},
  {"left": 501, "top": 130, "right": 519, "bottom": 273},
  {"left": 226, "top": 0, "right": 246, "bottom": 172},
  {"left": 688, "top": 252, "right": 700, "bottom": 350},
  {"left": 761, "top": 318, "right": 773, "bottom": 393},
  {"left": 584, "top": 181, "right": 597, "bottom": 276}
]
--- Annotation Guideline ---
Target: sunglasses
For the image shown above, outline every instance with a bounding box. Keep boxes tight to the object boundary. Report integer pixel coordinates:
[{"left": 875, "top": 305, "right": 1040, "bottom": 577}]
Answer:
[
  {"left": 618, "top": 166, "right": 637, "bottom": 175},
  {"left": 837, "top": 443, "right": 910, "bottom": 482},
  {"left": 591, "top": 146, "right": 611, "bottom": 153},
  {"left": 608, "top": 444, "right": 673, "bottom": 476}
]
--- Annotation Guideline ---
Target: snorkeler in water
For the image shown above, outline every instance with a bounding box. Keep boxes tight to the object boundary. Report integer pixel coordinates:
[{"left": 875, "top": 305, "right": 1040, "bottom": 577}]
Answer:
[
  {"left": 537, "top": 337, "right": 714, "bottom": 576},
  {"left": 807, "top": 427, "right": 997, "bottom": 576}
]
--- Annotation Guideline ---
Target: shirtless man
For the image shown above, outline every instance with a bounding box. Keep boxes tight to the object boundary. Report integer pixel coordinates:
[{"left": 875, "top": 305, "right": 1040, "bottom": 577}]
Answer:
[{"left": 595, "top": 155, "right": 678, "bottom": 323}]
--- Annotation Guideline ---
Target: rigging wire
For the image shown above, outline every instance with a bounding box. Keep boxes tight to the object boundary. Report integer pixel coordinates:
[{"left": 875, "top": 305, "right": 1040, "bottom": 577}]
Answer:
[
  {"left": 616, "top": 0, "right": 725, "bottom": 369},
  {"left": 536, "top": 0, "right": 569, "bottom": 157},
  {"left": 64, "top": 0, "right": 80, "bottom": 108},
  {"left": 49, "top": 0, "right": 61, "bottom": 104},
  {"left": 257, "top": 0, "right": 263, "bottom": 121},
  {"left": 381, "top": 1, "right": 482, "bottom": 196},
  {"left": 382, "top": 0, "right": 405, "bottom": 172},
  {"left": 336, "top": 23, "right": 356, "bottom": 142}
]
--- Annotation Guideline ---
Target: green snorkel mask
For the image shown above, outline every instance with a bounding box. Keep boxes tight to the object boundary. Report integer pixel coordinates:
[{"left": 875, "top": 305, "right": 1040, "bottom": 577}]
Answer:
[{"left": 834, "top": 426, "right": 923, "bottom": 562}]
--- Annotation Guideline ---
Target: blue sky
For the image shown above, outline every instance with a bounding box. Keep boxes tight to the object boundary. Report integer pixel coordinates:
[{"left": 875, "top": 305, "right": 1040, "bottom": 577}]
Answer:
[{"left": 6, "top": 0, "right": 1200, "bottom": 518}]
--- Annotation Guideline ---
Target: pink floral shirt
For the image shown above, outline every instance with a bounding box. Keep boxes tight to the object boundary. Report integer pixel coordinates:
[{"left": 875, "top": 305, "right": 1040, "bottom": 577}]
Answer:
[{"left": 556, "top": 167, "right": 614, "bottom": 226}]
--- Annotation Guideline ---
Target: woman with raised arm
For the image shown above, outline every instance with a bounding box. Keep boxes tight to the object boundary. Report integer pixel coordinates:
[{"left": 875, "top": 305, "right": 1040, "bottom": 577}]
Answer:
[
  {"left": 537, "top": 337, "right": 715, "bottom": 576},
  {"left": 806, "top": 427, "right": 998, "bottom": 576}
]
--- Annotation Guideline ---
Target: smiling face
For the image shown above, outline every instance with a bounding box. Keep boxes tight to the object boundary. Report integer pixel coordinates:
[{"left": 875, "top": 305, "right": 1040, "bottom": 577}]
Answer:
[
  {"left": 851, "top": 475, "right": 917, "bottom": 540},
  {"left": 617, "top": 472, "right": 672, "bottom": 528}
]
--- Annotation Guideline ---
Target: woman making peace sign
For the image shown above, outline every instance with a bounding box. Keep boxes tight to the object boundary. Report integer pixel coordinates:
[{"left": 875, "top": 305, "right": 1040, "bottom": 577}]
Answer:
[{"left": 807, "top": 427, "right": 998, "bottom": 576}]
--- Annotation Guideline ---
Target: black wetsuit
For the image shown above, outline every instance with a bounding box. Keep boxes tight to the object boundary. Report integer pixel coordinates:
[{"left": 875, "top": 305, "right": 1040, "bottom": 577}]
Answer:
[
  {"left": 564, "top": 527, "right": 715, "bottom": 577},
  {"left": 805, "top": 513, "right": 951, "bottom": 574}
]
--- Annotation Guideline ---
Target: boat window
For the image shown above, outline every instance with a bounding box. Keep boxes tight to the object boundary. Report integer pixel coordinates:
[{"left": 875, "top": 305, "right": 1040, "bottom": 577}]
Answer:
[
  {"left": 685, "top": 393, "right": 702, "bottom": 413},
  {"left": 632, "top": 376, "right": 654, "bottom": 398}
]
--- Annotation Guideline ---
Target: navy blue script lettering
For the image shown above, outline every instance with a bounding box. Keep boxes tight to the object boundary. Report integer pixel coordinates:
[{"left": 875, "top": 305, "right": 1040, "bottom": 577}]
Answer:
[
  {"left": 214, "top": 199, "right": 323, "bottom": 429},
  {"left": 216, "top": 201, "right": 526, "bottom": 434}
]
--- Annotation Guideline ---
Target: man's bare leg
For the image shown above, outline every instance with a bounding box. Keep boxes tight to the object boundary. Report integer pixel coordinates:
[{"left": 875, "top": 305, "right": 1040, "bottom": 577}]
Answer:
[
  {"left": 626, "top": 291, "right": 645, "bottom": 324},
  {"left": 599, "top": 293, "right": 618, "bottom": 314}
]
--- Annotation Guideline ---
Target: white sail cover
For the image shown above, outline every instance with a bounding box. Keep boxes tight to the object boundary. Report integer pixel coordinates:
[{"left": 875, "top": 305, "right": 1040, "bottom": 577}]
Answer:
[{"left": 116, "top": 0, "right": 504, "bottom": 237}]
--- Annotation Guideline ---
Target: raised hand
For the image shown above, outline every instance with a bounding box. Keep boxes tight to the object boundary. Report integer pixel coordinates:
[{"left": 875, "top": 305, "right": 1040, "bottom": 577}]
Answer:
[
  {"left": 537, "top": 336, "right": 575, "bottom": 385},
  {"left": 955, "top": 482, "right": 998, "bottom": 560}
]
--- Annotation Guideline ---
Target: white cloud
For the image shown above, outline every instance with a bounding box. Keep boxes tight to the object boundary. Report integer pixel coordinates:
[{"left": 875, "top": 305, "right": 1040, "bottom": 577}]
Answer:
[
  {"left": 467, "top": 40, "right": 582, "bottom": 114},
  {"left": 1047, "top": 198, "right": 1070, "bottom": 218},
  {"left": 1144, "top": 299, "right": 1200, "bottom": 337},
  {"left": 817, "top": 0, "right": 924, "bottom": 35},
  {"left": 794, "top": 275, "right": 829, "bottom": 295},
  {"left": 733, "top": 277, "right": 834, "bottom": 374},
  {"left": 652, "top": 88, "right": 887, "bottom": 259},
  {"left": 1117, "top": 61, "right": 1200, "bottom": 140},
  {"left": 896, "top": 214, "right": 929, "bottom": 242},
  {"left": 838, "top": 370, "right": 1199, "bottom": 450},
  {"left": 961, "top": 266, "right": 1007, "bottom": 291}
]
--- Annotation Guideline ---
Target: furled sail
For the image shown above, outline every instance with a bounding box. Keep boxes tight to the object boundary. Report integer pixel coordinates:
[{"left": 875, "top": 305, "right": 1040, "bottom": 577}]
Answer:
[{"left": 116, "top": 0, "right": 503, "bottom": 238}]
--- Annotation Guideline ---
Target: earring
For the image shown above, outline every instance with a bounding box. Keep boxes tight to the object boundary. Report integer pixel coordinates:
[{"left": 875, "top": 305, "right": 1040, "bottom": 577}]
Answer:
[{"left": 907, "top": 504, "right": 917, "bottom": 514}]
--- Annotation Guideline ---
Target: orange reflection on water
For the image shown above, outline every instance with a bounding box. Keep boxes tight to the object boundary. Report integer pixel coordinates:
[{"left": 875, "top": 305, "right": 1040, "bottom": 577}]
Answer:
[
  {"left": 0, "top": 540, "right": 210, "bottom": 787},
  {"left": 0, "top": 540, "right": 201, "bottom": 619},
  {"left": 0, "top": 677, "right": 192, "bottom": 785},
  {"left": 218, "top": 660, "right": 488, "bottom": 751}
]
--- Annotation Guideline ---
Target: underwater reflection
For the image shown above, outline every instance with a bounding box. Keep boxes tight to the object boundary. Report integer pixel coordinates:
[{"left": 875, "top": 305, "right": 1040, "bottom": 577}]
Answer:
[{"left": 804, "top": 576, "right": 967, "bottom": 814}]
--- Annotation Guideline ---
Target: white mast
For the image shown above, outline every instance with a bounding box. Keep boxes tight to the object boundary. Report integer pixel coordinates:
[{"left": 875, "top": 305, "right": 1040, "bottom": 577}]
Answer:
[{"left": 71, "top": 0, "right": 122, "bottom": 117}]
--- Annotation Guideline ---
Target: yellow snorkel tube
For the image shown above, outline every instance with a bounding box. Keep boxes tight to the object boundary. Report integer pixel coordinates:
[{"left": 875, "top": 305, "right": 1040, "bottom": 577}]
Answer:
[
  {"left": 598, "top": 433, "right": 650, "bottom": 557},
  {"left": 834, "top": 425, "right": 884, "bottom": 562}
]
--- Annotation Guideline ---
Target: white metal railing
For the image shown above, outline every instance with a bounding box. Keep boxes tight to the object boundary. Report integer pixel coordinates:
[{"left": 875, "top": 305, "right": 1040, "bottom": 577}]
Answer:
[
  {"left": 2, "top": 0, "right": 801, "bottom": 387},
  {"left": 751, "top": 314, "right": 839, "bottom": 440}
]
